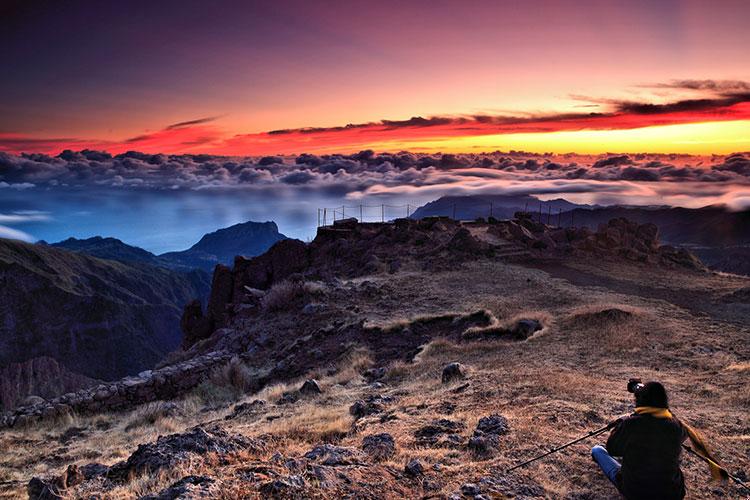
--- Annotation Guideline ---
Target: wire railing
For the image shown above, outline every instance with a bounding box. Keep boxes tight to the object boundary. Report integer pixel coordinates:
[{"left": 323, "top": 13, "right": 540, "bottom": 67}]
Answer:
[{"left": 317, "top": 201, "right": 576, "bottom": 228}]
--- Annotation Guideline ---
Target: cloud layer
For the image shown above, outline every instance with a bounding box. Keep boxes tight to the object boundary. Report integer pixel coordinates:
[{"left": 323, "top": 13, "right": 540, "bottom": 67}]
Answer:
[{"left": 1, "top": 149, "right": 749, "bottom": 209}]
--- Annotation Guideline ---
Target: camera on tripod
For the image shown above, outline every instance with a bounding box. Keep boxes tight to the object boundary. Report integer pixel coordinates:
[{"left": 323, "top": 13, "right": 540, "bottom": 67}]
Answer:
[{"left": 627, "top": 378, "right": 644, "bottom": 394}]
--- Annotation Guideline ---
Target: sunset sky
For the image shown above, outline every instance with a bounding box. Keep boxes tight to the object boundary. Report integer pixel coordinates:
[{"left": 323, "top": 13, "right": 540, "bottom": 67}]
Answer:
[{"left": 2, "top": 0, "right": 749, "bottom": 156}]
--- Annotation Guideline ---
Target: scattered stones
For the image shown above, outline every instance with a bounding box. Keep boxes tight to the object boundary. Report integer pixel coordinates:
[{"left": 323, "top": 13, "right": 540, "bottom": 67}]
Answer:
[
  {"left": 299, "top": 379, "right": 322, "bottom": 396},
  {"left": 441, "top": 362, "right": 467, "bottom": 384},
  {"left": 361, "top": 433, "right": 396, "bottom": 460},
  {"left": 404, "top": 458, "right": 424, "bottom": 477}
]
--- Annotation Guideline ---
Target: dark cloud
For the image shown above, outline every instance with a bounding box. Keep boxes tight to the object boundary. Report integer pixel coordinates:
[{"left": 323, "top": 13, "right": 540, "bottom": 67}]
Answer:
[
  {"left": 592, "top": 155, "right": 633, "bottom": 168},
  {"left": 165, "top": 116, "right": 220, "bottom": 130}
]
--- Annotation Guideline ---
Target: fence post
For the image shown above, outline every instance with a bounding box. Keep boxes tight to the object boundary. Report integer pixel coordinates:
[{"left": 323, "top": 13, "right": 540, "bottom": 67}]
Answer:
[
  {"left": 317, "top": 208, "right": 320, "bottom": 228},
  {"left": 489, "top": 202, "right": 493, "bottom": 219},
  {"left": 323, "top": 208, "right": 327, "bottom": 226},
  {"left": 407, "top": 204, "right": 410, "bottom": 217},
  {"left": 381, "top": 204, "right": 384, "bottom": 222},
  {"left": 360, "top": 205, "right": 363, "bottom": 222},
  {"left": 342, "top": 205, "right": 345, "bottom": 219}
]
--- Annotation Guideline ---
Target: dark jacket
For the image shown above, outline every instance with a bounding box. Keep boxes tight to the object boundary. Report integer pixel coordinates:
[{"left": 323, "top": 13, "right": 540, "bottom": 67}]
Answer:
[{"left": 606, "top": 413, "right": 688, "bottom": 500}]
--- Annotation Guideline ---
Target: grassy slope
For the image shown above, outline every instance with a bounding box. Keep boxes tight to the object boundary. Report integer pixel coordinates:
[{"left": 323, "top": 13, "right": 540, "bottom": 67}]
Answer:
[{"left": 1, "top": 257, "right": 748, "bottom": 498}]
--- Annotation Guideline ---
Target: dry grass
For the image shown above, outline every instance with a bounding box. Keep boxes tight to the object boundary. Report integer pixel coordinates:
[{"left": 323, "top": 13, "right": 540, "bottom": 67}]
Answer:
[{"left": 262, "top": 404, "right": 353, "bottom": 443}]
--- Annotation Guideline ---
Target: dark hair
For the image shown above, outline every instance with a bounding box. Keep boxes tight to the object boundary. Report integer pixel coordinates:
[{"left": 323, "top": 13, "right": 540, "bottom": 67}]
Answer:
[{"left": 635, "top": 381, "right": 669, "bottom": 408}]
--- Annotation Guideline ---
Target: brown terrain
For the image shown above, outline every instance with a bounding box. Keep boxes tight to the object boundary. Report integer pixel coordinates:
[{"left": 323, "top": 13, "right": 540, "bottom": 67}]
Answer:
[{"left": 1, "top": 216, "right": 749, "bottom": 499}]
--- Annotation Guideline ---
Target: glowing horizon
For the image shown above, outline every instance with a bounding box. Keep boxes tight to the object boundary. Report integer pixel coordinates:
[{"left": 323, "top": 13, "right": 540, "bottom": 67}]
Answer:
[{"left": 2, "top": 1, "right": 750, "bottom": 157}]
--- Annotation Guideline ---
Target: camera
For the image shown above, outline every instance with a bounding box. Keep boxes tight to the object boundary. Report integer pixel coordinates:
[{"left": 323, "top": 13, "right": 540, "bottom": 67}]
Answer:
[{"left": 627, "top": 378, "right": 644, "bottom": 394}]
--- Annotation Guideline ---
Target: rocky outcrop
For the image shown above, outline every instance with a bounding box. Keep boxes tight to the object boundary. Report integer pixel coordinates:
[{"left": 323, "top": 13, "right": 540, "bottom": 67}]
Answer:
[
  {"left": 0, "top": 357, "right": 99, "bottom": 412},
  {"left": 2, "top": 351, "right": 234, "bottom": 428}
]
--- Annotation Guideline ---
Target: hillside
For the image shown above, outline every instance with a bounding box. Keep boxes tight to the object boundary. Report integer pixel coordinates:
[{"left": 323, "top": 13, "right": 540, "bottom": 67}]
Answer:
[
  {"left": 48, "top": 236, "right": 165, "bottom": 267},
  {"left": 159, "top": 221, "right": 287, "bottom": 272},
  {"left": 0, "top": 239, "right": 208, "bottom": 391},
  {"left": 2, "top": 218, "right": 748, "bottom": 499}
]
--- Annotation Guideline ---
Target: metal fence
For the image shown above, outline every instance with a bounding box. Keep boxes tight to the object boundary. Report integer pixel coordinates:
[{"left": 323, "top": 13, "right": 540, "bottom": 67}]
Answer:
[
  {"left": 317, "top": 201, "right": 576, "bottom": 228},
  {"left": 317, "top": 204, "right": 415, "bottom": 227}
]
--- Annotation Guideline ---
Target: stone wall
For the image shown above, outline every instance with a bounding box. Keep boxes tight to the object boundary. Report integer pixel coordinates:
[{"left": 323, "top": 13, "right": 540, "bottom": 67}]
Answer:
[{"left": 1, "top": 351, "right": 234, "bottom": 428}]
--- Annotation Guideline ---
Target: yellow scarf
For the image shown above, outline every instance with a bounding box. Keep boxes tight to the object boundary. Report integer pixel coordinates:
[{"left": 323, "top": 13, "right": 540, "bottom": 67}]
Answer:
[{"left": 634, "top": 406, "right": 728, "bottom": 482}]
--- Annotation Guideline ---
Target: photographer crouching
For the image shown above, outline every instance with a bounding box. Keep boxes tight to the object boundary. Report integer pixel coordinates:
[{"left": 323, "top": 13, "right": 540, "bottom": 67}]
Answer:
[{"left": 592, "top": 379, "right": 728, "bottom": 499}]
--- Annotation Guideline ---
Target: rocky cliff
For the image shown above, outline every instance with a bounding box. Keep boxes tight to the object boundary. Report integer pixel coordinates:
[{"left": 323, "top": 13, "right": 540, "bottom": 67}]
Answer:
[{"left": 0, "top": 239, "right": 208, "bottom": 389}]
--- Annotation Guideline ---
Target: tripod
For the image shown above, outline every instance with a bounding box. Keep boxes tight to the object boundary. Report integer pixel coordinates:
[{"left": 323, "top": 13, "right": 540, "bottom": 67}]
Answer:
[{"left": 507, "top": 420, "right": 619, "bottom": 472}]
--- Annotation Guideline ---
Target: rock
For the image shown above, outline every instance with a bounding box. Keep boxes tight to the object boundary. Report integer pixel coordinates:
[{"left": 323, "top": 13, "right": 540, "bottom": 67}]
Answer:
[
  {"left": 510, "top": 319, "right": 541, "bottom": 339},
  {"left": 21, "top": 395, "right": 45, "bottom": 407},
  {"left": 302, "top": 303, "right": 325, "bottom": 315},
  {"left": 349, "top": 394, "right": 392, "bottom": 418},
  {"left": 468, "top": 414, "right": 509, "bottom": 458},
  {"left": 415, "top": 419, "right": 466, "bottom": 447},
  {"left": 225, "top": 399, "right": 266, "bottom": 420},
  {"left": 441, "top": 362, "right": 467, "bottom": 384},
  {"left": 180, "top": 299, "right": 213, "bottom": 349},
  {"left": 361, "top": 433, "right": 396, "bottom": 460},
  {"left": 404, "top": 458, "right": 424, "bottom": 477},
  {"left": 304, "top": 444, "right": 364, "bottom": 466},
  {"left": 363, "top": 367, "right": 386, "bottom": 381},
  {"left": 468, "top": 435, "right": 500, "bottom": 458},
  {"left": 107, "top": 426, "right": 258, "bottom": 481},
  {"left": 141, "top": 475, "right": 215, "bottom": 500},
  {"left": 27, "top": 477, "right": 62, "bottom": 500},
  {"left": 259, "top": 475, "right": 306, "bottom": 496},
  {"left": 475, "top": 414, "right": 510, "bottom": 436},
  {"left": 206, "top": 264, "right": 234, "bottom": 327},
  {"left": 333, "top": 217, "right": 359, "bottom": 229},
  {"left": 276, "top": 392, "right": 299, "bottom": 405},
  {"left": 299, "top": 379, "right": 322, "bottom": 396},
  {"left": 461, "top": 483, "right": 481, "bottom": 496}
]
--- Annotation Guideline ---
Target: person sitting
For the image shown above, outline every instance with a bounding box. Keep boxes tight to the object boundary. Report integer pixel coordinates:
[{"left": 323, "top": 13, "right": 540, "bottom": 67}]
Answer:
[{"left": 591, "top": 381, "right": 727, "bottom": 499}]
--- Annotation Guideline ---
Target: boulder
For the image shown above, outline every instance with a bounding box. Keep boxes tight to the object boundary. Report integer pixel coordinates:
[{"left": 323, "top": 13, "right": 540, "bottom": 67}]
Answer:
[
  {"left": 27, "top": 477, "right": 62, "bottom": 500},
  {"left": 441, "top": 362, "right": 467, "bottom": 384},
  {"left": 404, "top": 458, "right": 424, "bottom": 477},
  {"left": 299, "top": 379, "right": 322, "bottom": 396},
  {"left": 361, "top": 433, "right": 396, "bottom": 460}
]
